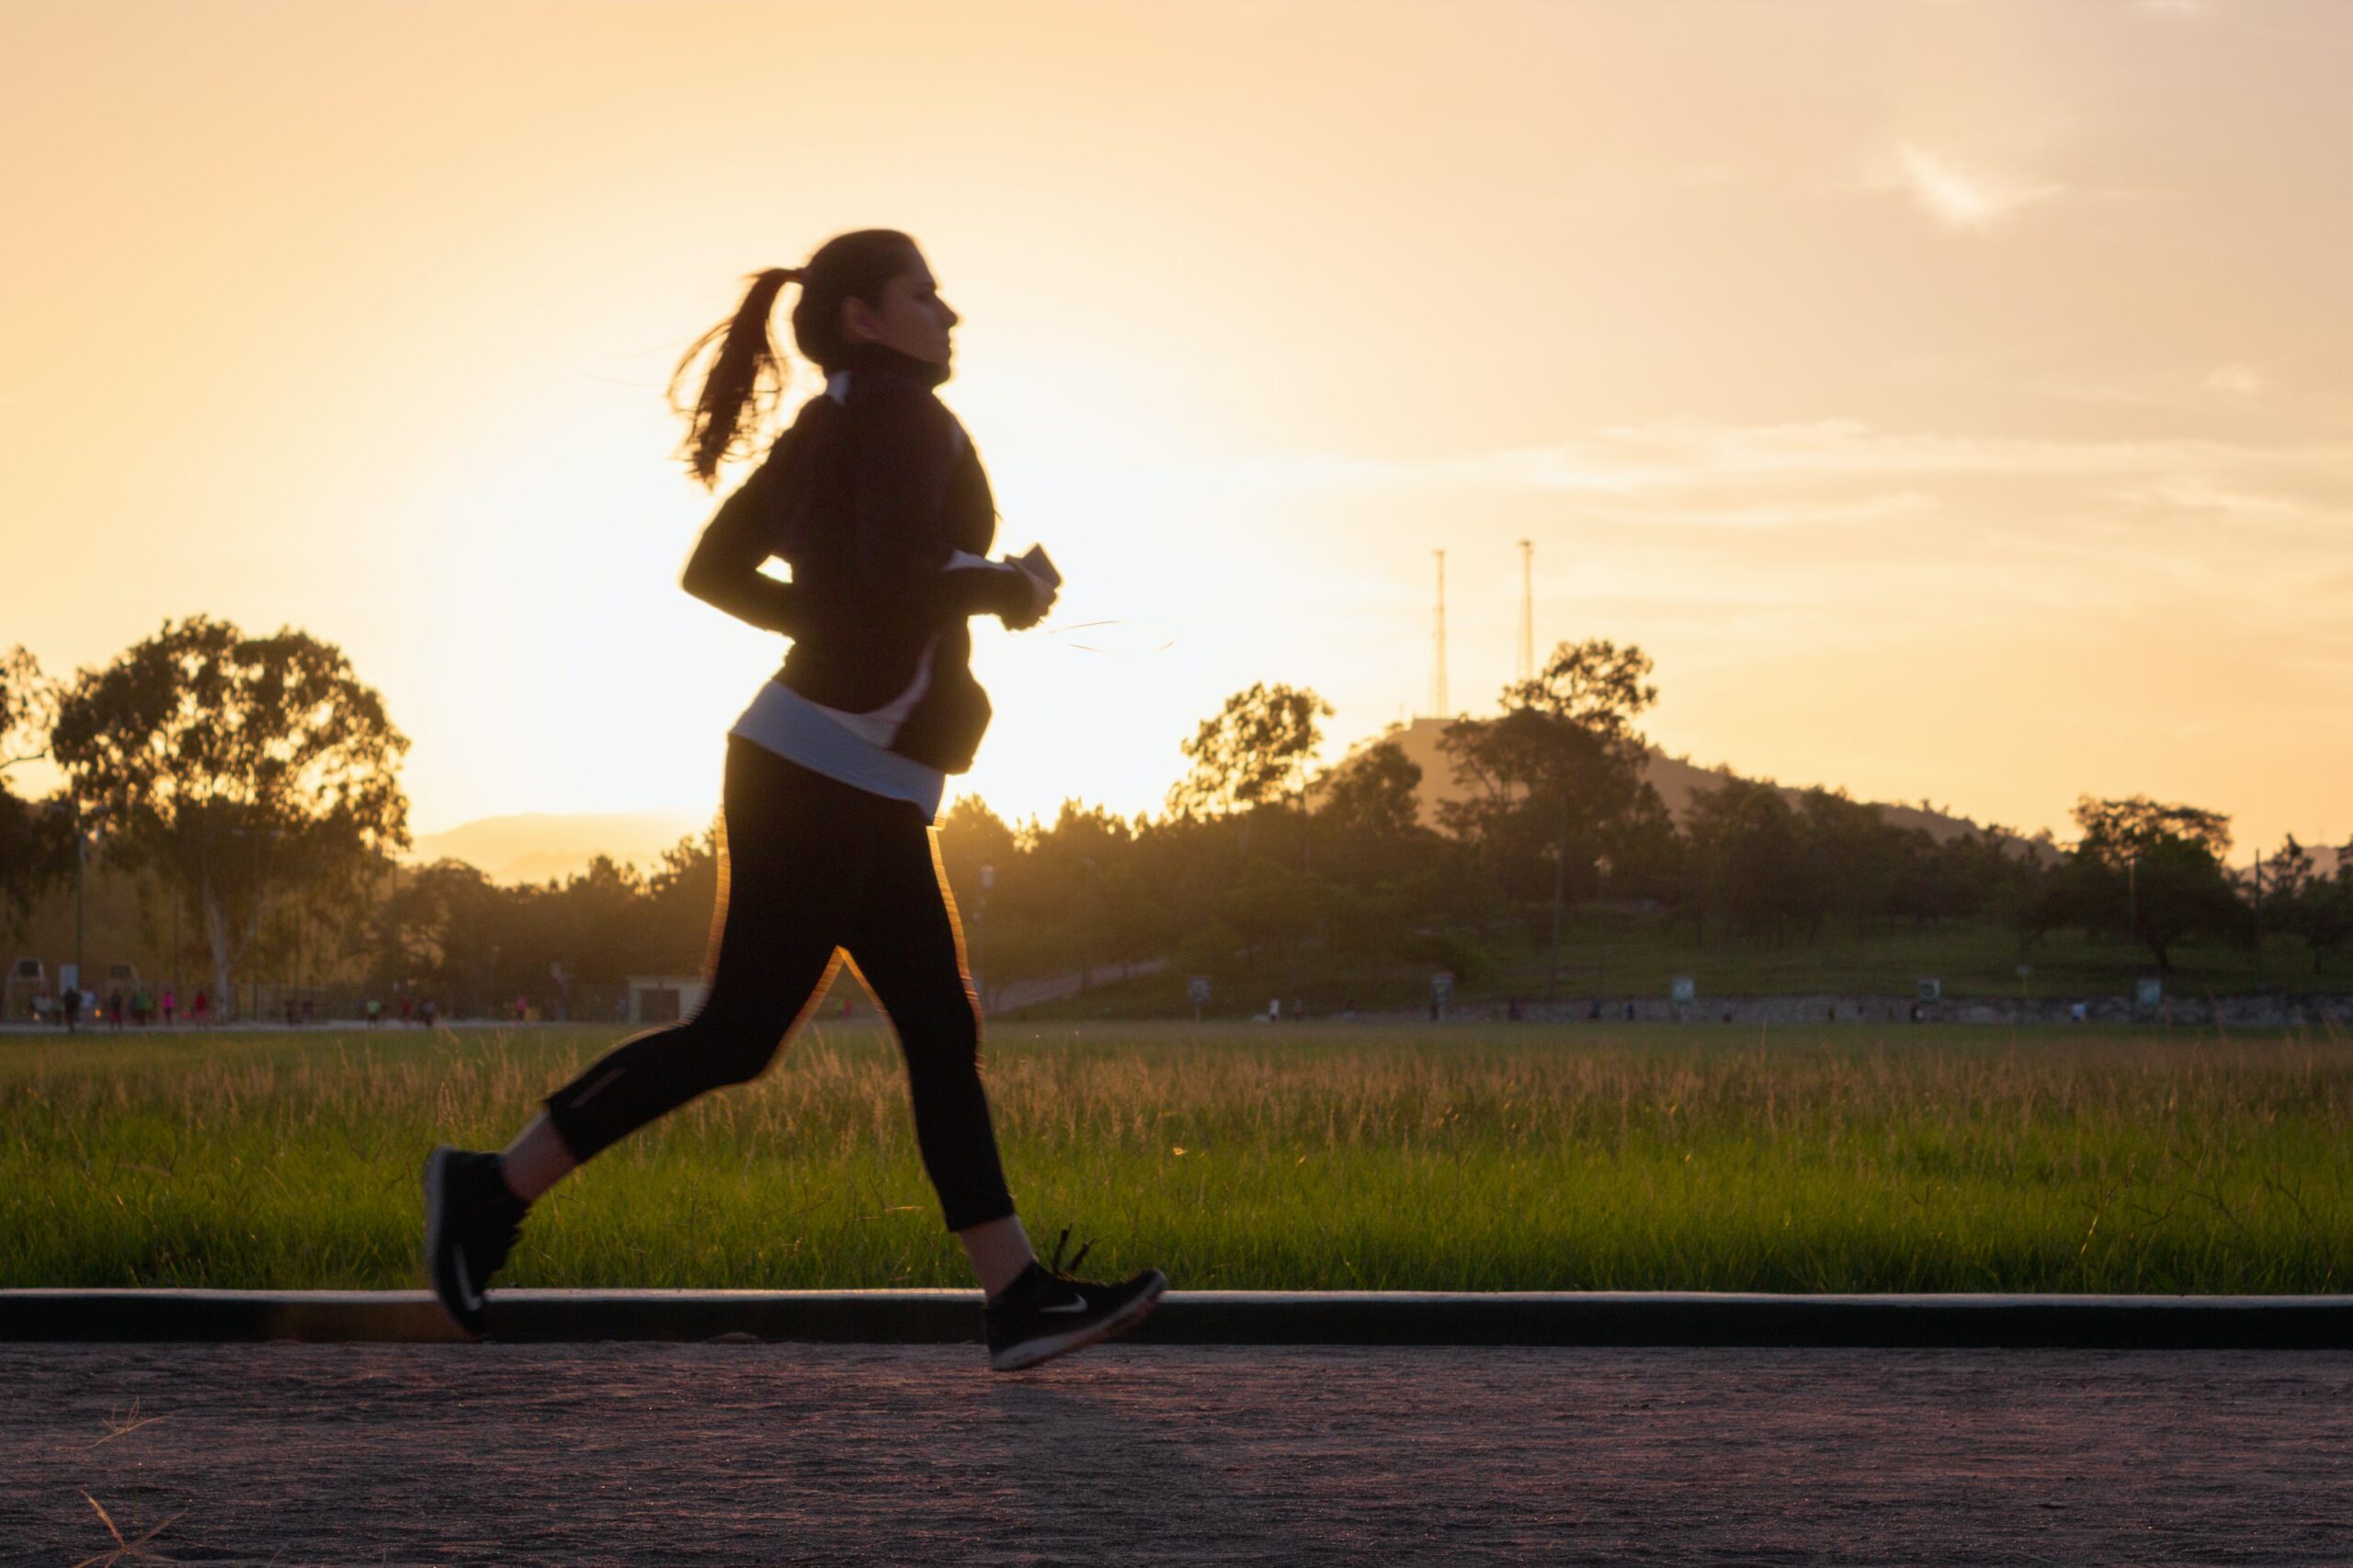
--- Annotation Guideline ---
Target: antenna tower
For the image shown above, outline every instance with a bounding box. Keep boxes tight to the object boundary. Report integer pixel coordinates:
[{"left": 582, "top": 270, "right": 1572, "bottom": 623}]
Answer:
[
  {"left": 1429, "top": 549, "right": 1449, "bottom": 718},
  {"left": 1517, "top": 539, "right": 1534, "bottom": 686}
]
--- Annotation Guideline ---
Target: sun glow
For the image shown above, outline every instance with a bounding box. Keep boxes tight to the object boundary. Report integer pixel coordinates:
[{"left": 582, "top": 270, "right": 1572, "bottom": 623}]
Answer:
[{"left": 4, "top": 0, "right": 2349, "bottom": 857}]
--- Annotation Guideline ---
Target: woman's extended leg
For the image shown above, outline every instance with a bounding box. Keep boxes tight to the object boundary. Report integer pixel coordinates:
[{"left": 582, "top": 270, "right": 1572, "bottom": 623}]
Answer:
[
  {"left": 844, "top": 825, "right": 1168, "bottom": 1369},
  {"left": 839, "top": 801, "right": 1025, "bottom": 1281}
]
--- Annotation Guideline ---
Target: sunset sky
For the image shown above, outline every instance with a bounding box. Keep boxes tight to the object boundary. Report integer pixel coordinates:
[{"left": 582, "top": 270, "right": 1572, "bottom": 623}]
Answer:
[{"left": 5, "top": 0, "right": 2347, "bottom": 861}]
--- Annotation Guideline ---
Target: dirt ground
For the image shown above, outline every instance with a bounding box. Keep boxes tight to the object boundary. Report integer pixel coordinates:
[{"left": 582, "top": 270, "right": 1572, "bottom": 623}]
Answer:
[{"left": 3, "top": 1342, "right": 2348, "bottom": 1565}]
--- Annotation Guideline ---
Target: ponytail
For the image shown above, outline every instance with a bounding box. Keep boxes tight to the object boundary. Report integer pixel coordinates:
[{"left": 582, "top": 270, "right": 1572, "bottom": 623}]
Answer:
[
  {"left": 668, "top": 267, "right": 800, "bottom": 488},
  {"left": 667, "top": 230, "right": 922, "bottom": 488}
]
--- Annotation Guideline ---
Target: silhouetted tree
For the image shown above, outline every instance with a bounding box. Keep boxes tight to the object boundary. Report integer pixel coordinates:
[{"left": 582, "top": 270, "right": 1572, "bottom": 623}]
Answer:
[
  {"left": 1317, "top": 740, "right": 1424, "bottom": 841},
  {"left": 1681, "top": 778, "right": 1809, "bottom": 943},
  {"left": 51, "top": 617, "right": 411, "bottom": 1010},
  {"left": 1504, "top": 637, "right": 1659, "bottom": 746},
  {"left": 0, "top": 646, "right": 72, "bottom": 924},
  {"left": 2038, "top": 794, "right": 2242, "bottom": 971},
  {"left": 1439, "top": 640, "right": 1664, "bottom": 945},
  {"left": 1168, "top": 683, "right": 1332, "bottom": 818}
]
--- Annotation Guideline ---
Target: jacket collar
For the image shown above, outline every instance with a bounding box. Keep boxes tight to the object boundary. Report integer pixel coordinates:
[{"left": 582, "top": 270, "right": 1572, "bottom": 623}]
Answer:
[{"left": 833, "top": 339, "right": 953, "bottom": 389}]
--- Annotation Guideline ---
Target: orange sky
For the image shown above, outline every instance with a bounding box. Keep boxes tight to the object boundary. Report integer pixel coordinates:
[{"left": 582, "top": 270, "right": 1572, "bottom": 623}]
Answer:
[{"left": 4, "top": 0, "right": 2347, "bottom": 859}]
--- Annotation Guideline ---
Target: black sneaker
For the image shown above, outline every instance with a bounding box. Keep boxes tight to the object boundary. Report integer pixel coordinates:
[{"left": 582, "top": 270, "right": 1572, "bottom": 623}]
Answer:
[
  {"left": 983, "top": 1228, "right": 1167, "bottom": 1372},
  {"left": 423, "top": 1145, "right": 528, "bottom": 1339}
]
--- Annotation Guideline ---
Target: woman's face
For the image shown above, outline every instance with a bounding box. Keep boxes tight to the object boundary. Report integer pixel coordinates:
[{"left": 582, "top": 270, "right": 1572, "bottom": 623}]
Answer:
[{"left": 842, "top": 254, "right": 960, "bottom": 367}]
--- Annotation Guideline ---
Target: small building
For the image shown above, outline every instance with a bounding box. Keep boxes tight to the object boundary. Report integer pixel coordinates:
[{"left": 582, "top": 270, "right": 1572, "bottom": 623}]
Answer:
[{"left": 625, "top": 974, "right": 707, "bottom": 1025}]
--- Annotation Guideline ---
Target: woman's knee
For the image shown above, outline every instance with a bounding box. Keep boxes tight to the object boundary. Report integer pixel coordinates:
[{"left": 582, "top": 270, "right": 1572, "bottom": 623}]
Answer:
[{"left": 676, "top": 1001, "right": 793, "bottom": 1088}]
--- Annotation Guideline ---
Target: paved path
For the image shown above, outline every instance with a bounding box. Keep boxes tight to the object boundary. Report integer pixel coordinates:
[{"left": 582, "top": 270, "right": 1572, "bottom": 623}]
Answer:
[{"left": 4, "top": 1343, "right": 2348, "bottom": 1565}]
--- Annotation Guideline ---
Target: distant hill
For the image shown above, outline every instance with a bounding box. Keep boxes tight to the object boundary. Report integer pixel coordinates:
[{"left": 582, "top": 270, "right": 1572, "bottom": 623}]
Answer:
[
  {"left": 406, "top": 810, "right": 709, "bottom": 886},
  {"left": 1356, "top": 717, "right": 2055, "bottom": 859}
]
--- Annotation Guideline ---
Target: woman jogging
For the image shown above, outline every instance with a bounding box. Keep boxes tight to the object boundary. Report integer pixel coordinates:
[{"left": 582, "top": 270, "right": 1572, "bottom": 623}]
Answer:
[{"left": 424, "top": 230, "right": 1165, "bottom": 1370}]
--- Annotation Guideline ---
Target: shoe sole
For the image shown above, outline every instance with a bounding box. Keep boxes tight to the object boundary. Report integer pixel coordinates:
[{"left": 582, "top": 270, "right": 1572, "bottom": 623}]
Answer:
[
  {"left": 988, "top": 1271, "right": 1168, "bottom": 1372},
  {"left": 422, "top": 1146, "right": 486, "bottom": 1341}
]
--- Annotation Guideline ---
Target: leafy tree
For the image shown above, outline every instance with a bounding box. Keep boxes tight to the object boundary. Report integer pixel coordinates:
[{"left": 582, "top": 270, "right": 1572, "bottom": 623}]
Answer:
[
  {"left": 1438, "top": 639, "right": 1664, "bottom": 945},
  {"left": 0, "top": 645, "right": 72, "bottom": 923},
  {"left": 50, "top": 617, "right": 411, "bottom": 1011},
  {"left": 2040, "top": 794, "right": 2242, "bottom": 971},
  {"left": 1316, "top": 739, "right": 1424, "bottom": 841},
  {"left": 935, "top": 796, "right": 1017, "bottom": 913},
  {"left": 1795, "top": 788, "right": 1904, "bottom": 939},
  {"left": 0, "top": 645, "right": 57, "bottom": 778},
  {"left": 1504, "top": 637, "right": 1659, "bottom": 747},
  {"left": 2271, "top": 835, "right": 2353, "bottom": 977},
  {"left": 1167, "top": 683, "right": 1332, "bottom": 818},
  {"left": 1219, "top": 857, "right": 1317, "bottom": 981},
  {"left": 1680, "top": 778, "right": 1809, "bottom": 943}
]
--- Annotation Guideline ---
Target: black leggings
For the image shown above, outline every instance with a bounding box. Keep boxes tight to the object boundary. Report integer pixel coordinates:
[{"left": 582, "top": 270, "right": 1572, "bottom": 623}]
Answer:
[{"left": 541, "top": 737, "right": 1015, "bottom": 1232}]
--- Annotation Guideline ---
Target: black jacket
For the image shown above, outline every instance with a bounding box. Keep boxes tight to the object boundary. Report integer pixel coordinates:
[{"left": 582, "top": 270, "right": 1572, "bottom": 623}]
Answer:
[{"left": 683, "top": 342, "right": 1034, "bottom": 774}]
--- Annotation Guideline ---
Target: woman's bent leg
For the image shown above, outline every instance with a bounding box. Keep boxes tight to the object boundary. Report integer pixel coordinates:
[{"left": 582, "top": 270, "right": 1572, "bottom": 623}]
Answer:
[
  {"left": 540, "top": 742, "right": 869, "bottom": 1166},
  {"left": 844, "top": 805, "right": 1018, "bottom": 1238}
]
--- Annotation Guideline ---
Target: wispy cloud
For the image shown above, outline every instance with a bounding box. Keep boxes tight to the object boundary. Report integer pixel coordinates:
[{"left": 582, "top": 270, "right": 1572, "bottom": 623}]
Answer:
[
  {"left": 1868, "top": 144, "right": 2063, "bottom": 230},
  {"left": 1140, "top": 419, "right": 2353, "bottom": 532}
]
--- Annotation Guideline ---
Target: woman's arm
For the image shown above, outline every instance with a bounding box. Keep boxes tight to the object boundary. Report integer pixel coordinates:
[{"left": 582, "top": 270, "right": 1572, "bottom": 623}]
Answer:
[
  {"left": 680, "top": 440, "right": 806, "bottom": 635},
  {"left": 849, "top": 378, "right": 1040, "bottom": 626}
]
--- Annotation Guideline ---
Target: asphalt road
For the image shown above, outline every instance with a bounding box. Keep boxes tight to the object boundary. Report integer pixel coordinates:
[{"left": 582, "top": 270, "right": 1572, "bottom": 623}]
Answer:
[{"left": 3, "top": 1342, "right": 2347, "bottom": 1565}]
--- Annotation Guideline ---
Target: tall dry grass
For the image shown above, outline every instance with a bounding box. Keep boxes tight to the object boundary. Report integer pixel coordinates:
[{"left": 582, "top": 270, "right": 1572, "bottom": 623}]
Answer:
[{"left": 4, "top": 1020, "right": 2347, "bottom": 1291}]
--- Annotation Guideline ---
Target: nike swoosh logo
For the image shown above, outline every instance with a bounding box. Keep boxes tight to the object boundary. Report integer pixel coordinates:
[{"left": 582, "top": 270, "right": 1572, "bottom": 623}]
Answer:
[
  {"left": 454, "top": 1254, "right": 483, "bottom": 1312},
  {"left": 1040, "top": 1299, "right": 1091, "bottom": 1315}
]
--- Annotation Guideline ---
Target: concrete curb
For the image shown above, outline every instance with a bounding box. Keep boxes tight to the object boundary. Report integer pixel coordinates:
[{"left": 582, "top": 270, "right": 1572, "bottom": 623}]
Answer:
[{"left": 4, "top": 1290, "right": 2349, "bottom": 1349}]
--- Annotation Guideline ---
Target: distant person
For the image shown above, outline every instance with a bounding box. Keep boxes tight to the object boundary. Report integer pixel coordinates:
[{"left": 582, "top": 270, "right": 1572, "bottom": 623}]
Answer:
[
  {"left": 366, "top": 997, "right": 382, "bottom": 1028},
  {"left": 1623, "top": 1000, "right": 1636, "bottom": 1021},
  {"left": 424, "top": 232, "right": 1164, "bottom": 1371},
  {"left": 399, "top": 995, "right": 414, "bottom": 1027},
  {"left": 108, "top": 987, "right": 125, "bottom": 1031},
  {"left": 61, "top": 987, "right": 81, "bottom": 1033},
  {"left": 161, "top": 988, "right": 176, "bottom": 1026},
  {"left": 419, "top": 997, "right": 438, "bottom": 1030},
  {"left": 1588, "top": 998, "right": 1602, "bottom": 1021},
  {"left": 191, "top": 990, "right": 209, "bottom": 1027}
]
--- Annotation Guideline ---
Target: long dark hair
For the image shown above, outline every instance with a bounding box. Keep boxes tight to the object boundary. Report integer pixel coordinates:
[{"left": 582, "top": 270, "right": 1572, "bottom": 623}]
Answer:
[{"left": 667, "top": 229, "right": 922, "bottom": 487}]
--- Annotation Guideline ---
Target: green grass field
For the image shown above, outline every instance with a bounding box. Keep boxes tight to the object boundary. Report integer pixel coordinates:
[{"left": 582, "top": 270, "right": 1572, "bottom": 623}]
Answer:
[{"left": 4, "top": 1021, "right": 2347, "bottom": 1294}]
